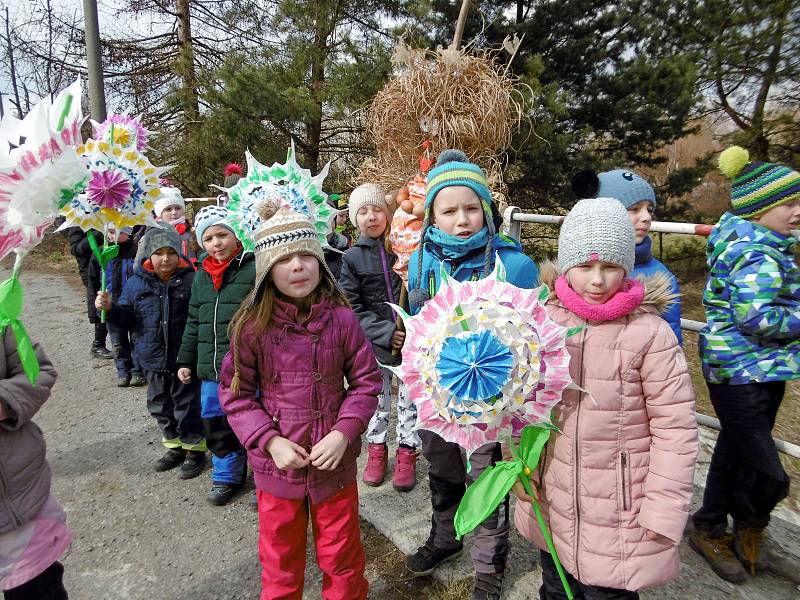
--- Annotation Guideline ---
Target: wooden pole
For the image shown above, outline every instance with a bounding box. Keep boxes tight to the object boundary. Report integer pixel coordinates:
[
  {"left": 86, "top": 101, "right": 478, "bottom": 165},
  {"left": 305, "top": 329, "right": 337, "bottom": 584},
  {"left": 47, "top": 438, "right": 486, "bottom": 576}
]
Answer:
[{"left": 452, "top": 0, "right": 472, "bottom": 50}]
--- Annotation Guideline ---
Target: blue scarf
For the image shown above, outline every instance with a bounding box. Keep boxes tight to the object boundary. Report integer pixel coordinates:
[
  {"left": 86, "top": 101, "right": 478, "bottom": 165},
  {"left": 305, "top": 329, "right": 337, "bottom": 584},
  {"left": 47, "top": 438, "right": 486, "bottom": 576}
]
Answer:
[
  {"left": 635, "top": 235, "right": 653, "bottom": 266},
  {"left": 426, "top": 226, "right": 489, "bottom": 259}
]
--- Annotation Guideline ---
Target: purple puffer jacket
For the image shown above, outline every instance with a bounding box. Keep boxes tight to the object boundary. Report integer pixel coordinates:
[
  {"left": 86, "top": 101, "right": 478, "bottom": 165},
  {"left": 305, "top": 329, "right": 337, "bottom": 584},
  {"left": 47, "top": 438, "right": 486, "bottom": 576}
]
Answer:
[{"left": 218, "top": 297, "right": 381, "bottom": 504}]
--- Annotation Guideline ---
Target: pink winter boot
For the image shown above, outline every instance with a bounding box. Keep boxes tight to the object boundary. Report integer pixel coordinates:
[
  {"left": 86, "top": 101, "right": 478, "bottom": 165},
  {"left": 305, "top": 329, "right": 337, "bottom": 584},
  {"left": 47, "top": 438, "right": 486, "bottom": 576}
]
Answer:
[
  {"left": 363, "top": 443, "right": 388, "bottom": 486},
  {"left": 392, "top": 446, "right": 418, "bottom": 492}
]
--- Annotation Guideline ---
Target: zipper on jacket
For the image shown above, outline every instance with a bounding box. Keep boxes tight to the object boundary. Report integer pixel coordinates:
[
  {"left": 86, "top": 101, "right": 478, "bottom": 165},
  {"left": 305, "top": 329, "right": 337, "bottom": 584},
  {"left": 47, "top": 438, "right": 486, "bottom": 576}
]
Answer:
[
  {"left": 573, "top": 324, "right": 587, "bottom": 581},
  {"left": 212, "top": 293, "right": 220, "bottom": 380},
  {"left": 620, "top": 451, "right": 628, "bottom": 511}
]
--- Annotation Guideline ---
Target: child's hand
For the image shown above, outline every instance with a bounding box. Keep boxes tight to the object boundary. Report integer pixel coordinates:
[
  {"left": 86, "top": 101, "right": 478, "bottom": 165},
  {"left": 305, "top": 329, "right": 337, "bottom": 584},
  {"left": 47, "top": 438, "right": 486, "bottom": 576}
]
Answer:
[
  {"left": 265, "top": 436, "right": 310, "bottom": 470},
  {"left": 643, "top": 529, "right": 670, "bottom": 543},
  {"left": 95, "top": 291, "right": 111, "bottom": 311},
  {"left": 309, "top": 430, "right": 348, "bottom": 471},
  {"left": 177, "top": 368, "right": 192, "bottom": 384},
  {"left": 510, "top": 478, "right": 538, "bottom": 503},
  {"left": 391, "top": 330, "right": 406, "bottom": 350}
]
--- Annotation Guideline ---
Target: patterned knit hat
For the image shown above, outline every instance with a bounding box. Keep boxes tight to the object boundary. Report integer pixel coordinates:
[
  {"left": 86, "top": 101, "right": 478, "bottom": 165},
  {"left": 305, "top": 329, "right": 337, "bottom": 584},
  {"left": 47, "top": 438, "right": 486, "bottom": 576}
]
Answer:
[
  {"left": 154, "top": 187, "right": 185, "bottom": 217},
  {"left": 558, "top": 198, "right": 635, "bottom": 275},
  {"left": 140, "top": 224, "right": 183, "bottom": 260},
  {"left": 348, "top": 183, "right": 388, "bottom": 227},
  {"left": 597, "top": 169, "right": 656, "bottom": 210},
  {"left": 718, "top": 146, "right": 800, "bottom": 218},
  {"left": 194, "top": 204, "right": 235, "bottom": 246},
  {"left": 251, "top": 205, "right": 334, "bottom": 305}
]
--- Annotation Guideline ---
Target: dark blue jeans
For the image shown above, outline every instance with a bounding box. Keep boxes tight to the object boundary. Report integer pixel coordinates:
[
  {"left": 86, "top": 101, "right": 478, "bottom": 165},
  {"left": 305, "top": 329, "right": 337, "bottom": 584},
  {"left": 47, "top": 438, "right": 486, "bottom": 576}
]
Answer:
[
  {"left": 538, "top": 551, "right": 638, "bottom": 600},
  {"left": 693, "top": 381, "right": 789, "bottom": 530},
  {"left": 106, "top": 321, "right": 142, "bottom": 378}
]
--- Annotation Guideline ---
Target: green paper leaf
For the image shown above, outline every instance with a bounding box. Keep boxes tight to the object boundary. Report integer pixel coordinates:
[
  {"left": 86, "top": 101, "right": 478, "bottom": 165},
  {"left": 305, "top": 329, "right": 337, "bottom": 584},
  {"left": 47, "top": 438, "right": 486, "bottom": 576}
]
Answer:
[
  {"left": 518, "top": 425, "right": 552, "bottom": 472},
  {"left": 538, "top": 284, "right": 550, "bottom": 301},
  {"left": 0, "top": 277, "right": 40, "bottom": 385},
  {"left": 566, "top": 325, "right": 585, "bottom": 338},
  {"left": 0, "top": 277, "right": 24, "bottom": 321},
  {"left": 454, "top": 460, "right": 522, "bottom": 540}
]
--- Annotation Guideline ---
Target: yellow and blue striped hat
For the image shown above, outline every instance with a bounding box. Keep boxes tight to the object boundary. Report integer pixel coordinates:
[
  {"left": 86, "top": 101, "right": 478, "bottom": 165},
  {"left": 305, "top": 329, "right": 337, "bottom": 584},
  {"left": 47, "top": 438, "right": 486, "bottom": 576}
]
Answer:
[
  {"left": 425, "top": 149, "right": 493, "bottom": 209},
  {"left": 719, "top": 146, "right": 800, "bottom": 218}
]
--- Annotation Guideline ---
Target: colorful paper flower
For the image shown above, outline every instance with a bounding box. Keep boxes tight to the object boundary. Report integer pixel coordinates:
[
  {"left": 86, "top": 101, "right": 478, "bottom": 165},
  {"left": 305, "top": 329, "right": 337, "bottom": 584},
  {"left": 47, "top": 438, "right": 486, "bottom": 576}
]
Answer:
[
  {"left": 224, "top": 144, "right": 333, "bottom": 252},
  {"left": 59, "top": 135, "right": 167, "bottom": 232},
  {"left": 391, "top": 256, "right": 575, "bottom": 455},
  {"left": 92, "top": 114, "right": 150, "bottom": 152},
  {"left": 0, "top": 79, "right": 87, "bottom": 260}
]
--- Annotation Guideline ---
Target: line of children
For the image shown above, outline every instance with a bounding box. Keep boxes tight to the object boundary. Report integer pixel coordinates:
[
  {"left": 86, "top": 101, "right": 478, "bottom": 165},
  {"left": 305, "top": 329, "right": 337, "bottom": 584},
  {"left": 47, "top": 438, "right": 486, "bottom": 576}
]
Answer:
[
  {"left": 339, "top": 183, "right": 421, "bottom": 491},
  {"left": 512, "top": 198, "right": 698, "bottom": 599},
  {"left": 96, "top": 225, "right": 207, "bottom": 478},
  {"left": 219, "top": 204, "right": 381, "bottom": 600},
  {"left": 689, "top": 148, "right": 800, "bottom": 583},
  {"left": 86, "top": 224, "right": 145, "bottom": 387},
  {"left": 177, "top": 205, "right": 255, "bottom": 506},
  {"left": 405, "top": 150, "right": 539, "bottom": 600},
  {"left": 0, "top": 329, "right": 70, "bottom": 600}
]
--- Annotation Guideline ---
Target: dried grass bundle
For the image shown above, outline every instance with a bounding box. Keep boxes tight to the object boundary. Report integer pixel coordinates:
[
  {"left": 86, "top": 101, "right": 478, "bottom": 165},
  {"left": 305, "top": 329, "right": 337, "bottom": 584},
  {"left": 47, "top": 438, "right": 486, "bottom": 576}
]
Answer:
[{"left": 356, "top": 40, "right": 526, "bottom": 200}]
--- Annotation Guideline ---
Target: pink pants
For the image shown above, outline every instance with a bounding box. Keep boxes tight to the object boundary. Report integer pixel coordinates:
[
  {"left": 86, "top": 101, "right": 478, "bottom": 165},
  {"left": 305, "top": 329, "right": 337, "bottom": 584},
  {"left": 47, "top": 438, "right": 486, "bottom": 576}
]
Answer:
[{"left": 257, "top": 483, "right": 367, "bottom": 600}]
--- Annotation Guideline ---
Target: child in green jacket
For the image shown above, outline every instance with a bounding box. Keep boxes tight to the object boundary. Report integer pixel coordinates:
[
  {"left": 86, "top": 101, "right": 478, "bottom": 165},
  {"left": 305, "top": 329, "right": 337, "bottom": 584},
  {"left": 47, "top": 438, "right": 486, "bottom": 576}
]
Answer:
[{"left": 177, "top": 205, "right": 256, "bottom": 505}]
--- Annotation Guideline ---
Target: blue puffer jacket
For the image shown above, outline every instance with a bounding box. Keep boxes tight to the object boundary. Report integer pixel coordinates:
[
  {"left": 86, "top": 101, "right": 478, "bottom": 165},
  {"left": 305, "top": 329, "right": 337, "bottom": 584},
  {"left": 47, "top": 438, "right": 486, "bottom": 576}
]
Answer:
[
  {"left": 106, "top": 259, "right": 195, "bottom": 372},
  {"left": 408, "top": 232, "right": 539, "bottom": 315},
  {"left": 632, "top": 236, "right": 682, "bottom": 344}
]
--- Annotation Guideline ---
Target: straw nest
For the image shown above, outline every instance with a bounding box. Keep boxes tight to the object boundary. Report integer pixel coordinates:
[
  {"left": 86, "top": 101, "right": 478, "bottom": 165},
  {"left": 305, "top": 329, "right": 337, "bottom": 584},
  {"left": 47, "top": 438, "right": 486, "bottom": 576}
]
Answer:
[{"left": 356, "top": 39, "right": 526, "bottom": 201}]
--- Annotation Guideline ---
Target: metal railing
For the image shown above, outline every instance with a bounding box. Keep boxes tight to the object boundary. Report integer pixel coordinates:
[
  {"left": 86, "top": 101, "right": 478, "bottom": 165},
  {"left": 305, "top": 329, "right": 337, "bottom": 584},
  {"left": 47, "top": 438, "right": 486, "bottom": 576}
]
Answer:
[{"left": 502, "top": 206, "right": 800, "bottom": 459}]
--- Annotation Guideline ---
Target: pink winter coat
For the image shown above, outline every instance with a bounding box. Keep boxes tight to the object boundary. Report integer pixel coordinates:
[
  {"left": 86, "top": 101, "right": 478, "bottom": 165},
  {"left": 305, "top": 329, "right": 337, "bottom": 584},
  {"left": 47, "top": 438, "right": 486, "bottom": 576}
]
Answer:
[
  {"left": 515, "top": 266, "right": 698, "bottom": 591},
  {"left": 219, "top": 297, "right": 381, "bottom": 504}
]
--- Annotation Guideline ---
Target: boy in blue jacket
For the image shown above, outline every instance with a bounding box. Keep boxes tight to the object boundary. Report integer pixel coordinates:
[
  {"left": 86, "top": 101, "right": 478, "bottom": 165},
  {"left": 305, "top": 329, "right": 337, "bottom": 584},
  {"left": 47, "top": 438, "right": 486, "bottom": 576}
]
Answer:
[
  {"left": 405, "top": 150, "right": 539, "bottom": 600},
  {"left": 96, "top": 226, "right": 206, "bottom": 478}
]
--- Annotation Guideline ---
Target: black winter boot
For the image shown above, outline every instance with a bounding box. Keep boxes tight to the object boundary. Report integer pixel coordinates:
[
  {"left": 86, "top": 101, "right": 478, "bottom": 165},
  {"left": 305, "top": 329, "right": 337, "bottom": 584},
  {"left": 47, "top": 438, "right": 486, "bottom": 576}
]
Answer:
[{"left": 90, "top": 323, "right": 113, "bottom": 359}]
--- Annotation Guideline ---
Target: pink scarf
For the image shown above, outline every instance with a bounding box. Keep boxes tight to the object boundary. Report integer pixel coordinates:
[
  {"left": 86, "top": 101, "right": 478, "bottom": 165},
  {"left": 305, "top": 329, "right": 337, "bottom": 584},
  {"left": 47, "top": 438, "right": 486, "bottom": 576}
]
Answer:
[{"left": 554, "top": 275, "right": 644, "bottom": 322}]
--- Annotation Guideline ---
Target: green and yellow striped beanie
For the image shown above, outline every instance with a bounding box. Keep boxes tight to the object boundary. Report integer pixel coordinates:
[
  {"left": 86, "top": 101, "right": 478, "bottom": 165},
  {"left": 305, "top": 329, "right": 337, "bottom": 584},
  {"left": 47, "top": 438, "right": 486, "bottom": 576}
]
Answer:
[
  {"left": 719, "top": 146, "right": 800, "bottom": 218},
  {"left": 425, "top": 149, "right": 493, "bottom": 209}
]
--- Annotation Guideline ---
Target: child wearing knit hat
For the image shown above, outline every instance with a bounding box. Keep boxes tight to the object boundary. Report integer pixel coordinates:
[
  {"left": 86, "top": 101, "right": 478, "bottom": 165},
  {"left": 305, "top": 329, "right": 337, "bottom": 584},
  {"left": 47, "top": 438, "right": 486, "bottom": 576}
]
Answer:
[
  {"left": 339, "top": 183, "right": 420, "bottom": 492},
  {"left": 513, "top": 198, "right": 697, "bottom": 599},
  {"left": 176, "top": 204, "right": 255, "bottom": 506},
  {"left": 405, "top": 150, "right": 539, "bottom": 598},
  {"left": 690, "top": 147, "right": 800, "bottom": 583},
  {"left": 154, "top": 186, "right": 198, "bottom": 267},
  {"left": 96, "top": 225, "right": 207, "bottom": 478},
  {"left": 218, "top": 204, "right": 381, "bottom": 600},
  {"left": 572, "top": 168, "right": 683, "bottom": 344}
]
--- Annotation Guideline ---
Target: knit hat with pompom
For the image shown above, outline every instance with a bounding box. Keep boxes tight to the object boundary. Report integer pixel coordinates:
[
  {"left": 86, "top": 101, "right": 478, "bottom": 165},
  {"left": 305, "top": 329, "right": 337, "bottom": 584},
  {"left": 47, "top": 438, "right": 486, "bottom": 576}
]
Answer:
[
  {"left": 408, "top": 149, "right": 501, "bottom": 310},
  {"left": 223, "top": 163, "right": 243, "bottom": 189},
  {"left": 718, "top": 146, "right": 800, "bottom": 218}
]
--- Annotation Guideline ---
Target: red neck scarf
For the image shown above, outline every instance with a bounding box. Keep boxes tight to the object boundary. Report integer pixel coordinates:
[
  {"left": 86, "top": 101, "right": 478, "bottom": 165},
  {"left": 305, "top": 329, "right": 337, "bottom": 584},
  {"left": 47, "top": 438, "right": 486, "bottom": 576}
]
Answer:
[{"left": 203, "top": 250, "right": 240, "bottom": 290}]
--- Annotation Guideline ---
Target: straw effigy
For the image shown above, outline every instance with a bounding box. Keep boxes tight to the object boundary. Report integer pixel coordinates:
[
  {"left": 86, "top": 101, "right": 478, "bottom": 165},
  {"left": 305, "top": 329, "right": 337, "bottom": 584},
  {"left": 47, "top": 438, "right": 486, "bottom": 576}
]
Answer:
[{"left": 357, "top": 38, "right": 526, "bottom": 202}]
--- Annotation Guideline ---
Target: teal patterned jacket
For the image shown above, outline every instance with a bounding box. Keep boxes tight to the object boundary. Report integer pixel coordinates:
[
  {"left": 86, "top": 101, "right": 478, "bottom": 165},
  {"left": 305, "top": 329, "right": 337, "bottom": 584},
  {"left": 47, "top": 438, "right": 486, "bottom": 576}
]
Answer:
[{"left": 699, "top": 212, "right": 800, "bottom": 384}]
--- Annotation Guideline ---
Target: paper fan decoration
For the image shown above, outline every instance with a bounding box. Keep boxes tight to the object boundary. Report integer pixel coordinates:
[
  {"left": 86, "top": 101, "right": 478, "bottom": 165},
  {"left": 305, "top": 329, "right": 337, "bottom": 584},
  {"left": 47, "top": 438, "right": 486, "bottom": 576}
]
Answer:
[
  {"left": 390, "top": 256, "right": 576, "bottom": 455},
  {"left": 0, "top": 79, "right": 87, "bottom": 260},
  {"left": 59, "top": 134, "right": 167, "bottom": 232},
  {"left": 91, "top": 114, "right": 150, "bottom": 152},
  {"left": 224, "top": 144, "right": 333, "bottom": 251}
]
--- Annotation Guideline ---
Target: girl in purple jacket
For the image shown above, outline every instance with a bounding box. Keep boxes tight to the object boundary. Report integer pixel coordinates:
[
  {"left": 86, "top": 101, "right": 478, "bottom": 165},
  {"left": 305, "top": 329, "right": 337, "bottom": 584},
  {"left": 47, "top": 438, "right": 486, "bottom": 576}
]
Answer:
[{"left": 218, "top": 205, "right": 381, "bottom": 600}]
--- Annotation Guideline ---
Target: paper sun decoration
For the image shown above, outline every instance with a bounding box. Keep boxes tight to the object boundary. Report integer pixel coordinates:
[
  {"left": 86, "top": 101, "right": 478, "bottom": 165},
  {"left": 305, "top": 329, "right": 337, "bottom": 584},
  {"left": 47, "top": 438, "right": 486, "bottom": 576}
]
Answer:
[
  {"left": 58, "top": 113, "right": 166, "bottom": 233},
  {"left": 91, "top": 113, "right": 151, "bottom": 152},
  {"left": 223, "top": 144, "right": 333, "bottom": 252},
  {"left": 0, "top": 79, "right": 88, "bottom": 385},
  {"left": 390, "top": 256, "right": 580, "bottom": 599}
]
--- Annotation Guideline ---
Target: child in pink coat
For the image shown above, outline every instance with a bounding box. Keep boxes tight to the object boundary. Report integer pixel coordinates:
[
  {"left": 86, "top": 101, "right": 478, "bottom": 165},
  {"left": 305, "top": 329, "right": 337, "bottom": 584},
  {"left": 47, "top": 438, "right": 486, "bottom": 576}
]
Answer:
[
  {"left": 513, "top": 198, "right": 698, "bottom": 598},
  {"left": 219, "top": 206, "right": 381, "bottom": 600}
]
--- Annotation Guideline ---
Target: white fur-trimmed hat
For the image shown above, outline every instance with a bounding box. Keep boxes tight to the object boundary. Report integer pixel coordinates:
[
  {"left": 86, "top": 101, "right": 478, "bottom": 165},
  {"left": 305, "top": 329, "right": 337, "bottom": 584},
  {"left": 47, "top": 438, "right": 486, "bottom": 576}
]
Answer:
[
  {"left": 154, "top": 187, "right": 185, "bottom": 217},
  {"left": 557, "top": 197, "right": 635, "bottom": 275}
]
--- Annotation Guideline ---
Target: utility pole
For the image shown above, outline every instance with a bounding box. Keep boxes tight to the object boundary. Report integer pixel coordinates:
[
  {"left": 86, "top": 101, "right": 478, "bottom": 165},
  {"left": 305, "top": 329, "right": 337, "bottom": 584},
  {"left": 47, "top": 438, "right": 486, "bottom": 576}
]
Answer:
[{"left": 82, "top": 0, "right": 106, "bottom": 121}]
